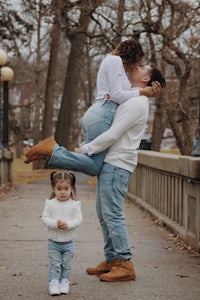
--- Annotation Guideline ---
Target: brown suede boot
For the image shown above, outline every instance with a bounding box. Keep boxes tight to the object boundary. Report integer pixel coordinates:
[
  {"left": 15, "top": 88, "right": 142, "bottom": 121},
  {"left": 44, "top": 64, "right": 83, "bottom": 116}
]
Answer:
[
  {"left": 99, "top": 260, "right": 136, "bottom": 282},
  {"left": 86, "top": 260, "right": 116, "bottom": 276},
  {"left": 24, "top": 137, "right": 56, "bottom": 164}
]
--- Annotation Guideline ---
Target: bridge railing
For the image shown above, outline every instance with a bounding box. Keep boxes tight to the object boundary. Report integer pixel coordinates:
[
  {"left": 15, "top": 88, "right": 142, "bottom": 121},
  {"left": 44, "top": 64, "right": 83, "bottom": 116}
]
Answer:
[
  {"left": 0, "top": 148, "right": 13, "bottom": 190},
  {"left": 127, "top": 150, "right": 200, "bottom": 253}
]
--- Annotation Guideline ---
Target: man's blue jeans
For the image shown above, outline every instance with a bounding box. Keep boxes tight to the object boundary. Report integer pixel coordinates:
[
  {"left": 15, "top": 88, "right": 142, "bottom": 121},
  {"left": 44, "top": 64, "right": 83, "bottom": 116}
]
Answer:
[
  {"left": 97, "top": 163, "right": 133, "bottom": 261},
  {"left": 47, "top": 100, "right": 118, "bottom": 176},
  {"left": 48, "top": 239, "right": 75, "bottom": 282}
]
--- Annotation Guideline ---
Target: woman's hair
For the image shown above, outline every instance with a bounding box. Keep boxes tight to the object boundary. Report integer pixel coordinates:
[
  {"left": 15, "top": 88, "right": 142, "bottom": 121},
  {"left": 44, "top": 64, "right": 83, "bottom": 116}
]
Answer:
[
  {"left": 49, "top": 171, "right": 76, "bottom": 199},
  {"left": 147, "top": 65, "right": 166, "bottom": 88},
  {"left": 112, "top": 39, "right": 144, "bottom": 72}
]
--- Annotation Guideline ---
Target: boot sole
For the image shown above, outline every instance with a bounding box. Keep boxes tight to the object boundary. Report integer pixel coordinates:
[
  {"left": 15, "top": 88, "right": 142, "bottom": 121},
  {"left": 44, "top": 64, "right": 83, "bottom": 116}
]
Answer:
[
  {"left": 87, "top": 270, "right": 110, "bottom": 276},
  {"left": 100, "top": 275, "right": 136, "bottom": 282}
]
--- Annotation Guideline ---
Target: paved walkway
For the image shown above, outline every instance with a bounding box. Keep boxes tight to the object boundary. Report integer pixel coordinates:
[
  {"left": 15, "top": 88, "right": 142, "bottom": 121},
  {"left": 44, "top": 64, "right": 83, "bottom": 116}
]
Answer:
[{"left": 0, "top": 173, "right": 199, "bottom": 300}]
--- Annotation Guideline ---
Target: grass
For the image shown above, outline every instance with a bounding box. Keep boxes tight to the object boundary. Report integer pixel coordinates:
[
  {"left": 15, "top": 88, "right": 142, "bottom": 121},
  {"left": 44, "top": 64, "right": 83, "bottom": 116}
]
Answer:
[
  {"left": 12, "top": 156, "right": 52, "bottom": 184},
  {"left": 160, "top": 148, "right": 181, "bottom": 155}
]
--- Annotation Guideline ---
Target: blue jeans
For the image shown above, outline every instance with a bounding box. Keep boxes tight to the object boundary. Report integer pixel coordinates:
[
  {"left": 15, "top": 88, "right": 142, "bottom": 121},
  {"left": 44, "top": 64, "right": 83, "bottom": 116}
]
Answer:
[
  {"left": 47, "top": 100, "right": 118, "bottom": 176},
  {"left": 48, "top": 239, "right": 75, "bottom": 282},
  {"left": 97, "top": 163, "right": 133, "bottom": 261}
]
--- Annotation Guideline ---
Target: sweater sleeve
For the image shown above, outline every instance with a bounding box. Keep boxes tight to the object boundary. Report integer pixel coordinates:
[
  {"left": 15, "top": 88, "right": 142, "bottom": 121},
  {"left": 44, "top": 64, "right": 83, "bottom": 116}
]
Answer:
[
  {"left": 41, "top": 200, "right": 58, "bottom": 229},
  {"left": 67, "top": 201, "right": 83, "bottom": 230},
  {"left": 82, "top": 97, "right": 147, "bottom": 155},
  {"left": 101, "top": 55, "right": 140, "bottom": 104}
]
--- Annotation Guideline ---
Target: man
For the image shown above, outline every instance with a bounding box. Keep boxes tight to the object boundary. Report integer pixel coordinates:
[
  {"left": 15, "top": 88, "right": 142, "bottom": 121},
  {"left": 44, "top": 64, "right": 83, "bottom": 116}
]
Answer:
[{"left": 24, "top": 65, "right": 166, "bottom": 281}]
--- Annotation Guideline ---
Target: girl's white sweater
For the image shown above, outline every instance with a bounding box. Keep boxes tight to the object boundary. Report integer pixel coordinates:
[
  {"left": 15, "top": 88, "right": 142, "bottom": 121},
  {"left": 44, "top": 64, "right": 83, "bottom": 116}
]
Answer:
[{"left": 41, "top": 198, "right": 82, "bottom": 242}]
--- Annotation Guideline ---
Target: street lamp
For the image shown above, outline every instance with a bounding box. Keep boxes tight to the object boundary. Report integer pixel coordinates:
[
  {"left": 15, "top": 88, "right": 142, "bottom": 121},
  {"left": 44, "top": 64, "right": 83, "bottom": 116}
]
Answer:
[
  {"left": 0, "top": 49, "right": 14, "bottom": 149},
  {"left": 0, "top": 49, "right": 7, "bottom": 148}
]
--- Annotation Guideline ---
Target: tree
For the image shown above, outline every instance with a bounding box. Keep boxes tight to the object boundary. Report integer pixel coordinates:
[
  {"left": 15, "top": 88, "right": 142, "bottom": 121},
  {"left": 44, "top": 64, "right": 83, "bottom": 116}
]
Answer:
[
  {"left": 1, "top": 0, "right": 199, "bottom": 159},
  {"left": 55, "top": 0, "right": 105, "bottom": 149},
  {"left": 42, "top": 0, "right": 66, "bottom": 139},
  {"left": 137, "top": 0, "right": 200, "bottom": 154},
  {"left": 0, "top": 0, "right": 35, "bottom": 155}
]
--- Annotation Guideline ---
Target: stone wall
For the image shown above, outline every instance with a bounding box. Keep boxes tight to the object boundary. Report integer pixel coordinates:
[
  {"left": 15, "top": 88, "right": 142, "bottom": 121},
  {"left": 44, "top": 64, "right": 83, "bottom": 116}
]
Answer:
[
  {"left": 127, "top": 150, "right": 200, "bottom": 253},
  {"left": 0, "top": 148, "right": 13, "bottom": 190}
]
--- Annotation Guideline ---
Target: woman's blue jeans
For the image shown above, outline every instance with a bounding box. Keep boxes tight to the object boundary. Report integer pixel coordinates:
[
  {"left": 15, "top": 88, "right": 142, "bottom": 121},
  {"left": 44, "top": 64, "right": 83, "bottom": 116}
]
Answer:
[
  {"left": 47, "top": 100, "right": 118, "bottom": 176},
  {"left": 48, "top": 239, "right": 75, "bottom": 282},
  {"left": 97, "top": 163, "right": 133, "bottom": 261}
]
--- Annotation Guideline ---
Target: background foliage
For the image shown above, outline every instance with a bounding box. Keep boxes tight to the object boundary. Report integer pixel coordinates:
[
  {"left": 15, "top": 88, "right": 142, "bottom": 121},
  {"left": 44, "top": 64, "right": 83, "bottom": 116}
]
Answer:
[{"left": 0, "top": 0, "right": 199, "bottom": 165}]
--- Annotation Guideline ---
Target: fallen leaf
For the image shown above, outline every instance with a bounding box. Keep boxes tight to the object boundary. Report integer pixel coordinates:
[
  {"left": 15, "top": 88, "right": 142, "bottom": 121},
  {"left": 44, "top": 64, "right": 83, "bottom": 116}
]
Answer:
[
  {"left": 176, "top": 274, "right": 189, "bottom": 278},
  {"left": 12, "top": 272, "right": 22, "bottom": 277},
  {"left": 70, "top": 280, "right": 79, "bottom": 285},
  {"left": 0, "top": 266, "right": 9, "bottom": 270},
  {"left": 164, "top": 246, "right": 172, "bottom": 250}
]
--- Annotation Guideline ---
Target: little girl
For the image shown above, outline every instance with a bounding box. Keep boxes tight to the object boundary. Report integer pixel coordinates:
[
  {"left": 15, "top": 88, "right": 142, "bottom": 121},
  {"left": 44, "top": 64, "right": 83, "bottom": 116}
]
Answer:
[{"left": 41, "top": 171, "right": 83, "bottom": 296}]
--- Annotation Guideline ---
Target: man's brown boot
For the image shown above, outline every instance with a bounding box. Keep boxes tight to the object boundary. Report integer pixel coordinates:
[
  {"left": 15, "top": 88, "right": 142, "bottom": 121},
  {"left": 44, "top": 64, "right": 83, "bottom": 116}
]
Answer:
[
  {"left": 24, "top": 137, "right": 56, "bottom": 164},
  {"left": 99, "top": 260, "right": 136, "bottom": 282},
  {"left": 86, "top": 260, "right": 116, "bottom": 276}
]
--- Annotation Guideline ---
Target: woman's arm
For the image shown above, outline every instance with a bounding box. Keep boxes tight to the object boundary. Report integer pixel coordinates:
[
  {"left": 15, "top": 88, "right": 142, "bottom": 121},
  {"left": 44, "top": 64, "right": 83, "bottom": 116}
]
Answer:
[{"left": 105, "top": 56, "right": 140, "bottom": 104}]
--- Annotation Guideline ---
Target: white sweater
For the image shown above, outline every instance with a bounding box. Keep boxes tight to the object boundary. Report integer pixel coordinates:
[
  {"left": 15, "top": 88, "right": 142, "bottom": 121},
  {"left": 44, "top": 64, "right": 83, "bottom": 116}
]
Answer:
[
  {"left": 82, "top": 95, "right": 149, "bottom": 172},
  {"left": 41, "top": 198, "right": 83, "bottom": 242},
  {"left": 96, "top": 54, "right": 140, "bottom": 103}
]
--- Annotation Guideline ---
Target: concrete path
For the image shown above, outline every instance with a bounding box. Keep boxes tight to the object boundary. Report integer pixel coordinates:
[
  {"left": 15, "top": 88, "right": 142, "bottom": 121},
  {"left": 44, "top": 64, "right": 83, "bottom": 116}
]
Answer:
[{"left": 0, "top": 173, "right": 199, "bottom": 300}]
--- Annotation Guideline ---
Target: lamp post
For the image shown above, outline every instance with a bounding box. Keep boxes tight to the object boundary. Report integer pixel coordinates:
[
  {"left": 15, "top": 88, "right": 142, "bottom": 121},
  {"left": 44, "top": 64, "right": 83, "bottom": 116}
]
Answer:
[
  {"left": 0, "top": 50, "right": 14, "bottom": 150},
  {"left": 0, "top": 49, "right": 7, "bottom": 149}
]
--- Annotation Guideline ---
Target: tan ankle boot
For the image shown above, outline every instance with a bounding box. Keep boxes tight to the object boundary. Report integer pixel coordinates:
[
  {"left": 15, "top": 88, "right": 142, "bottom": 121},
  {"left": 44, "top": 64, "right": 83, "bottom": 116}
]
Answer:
[
  {"left": 86, "top": 260, "right": 116, "bottom": 276},
  {"left": 99, "top": 260, "right": 136, "bottom": 282},
  {"left": 24, "top": 137, "right": 56, "bottom": 164}
]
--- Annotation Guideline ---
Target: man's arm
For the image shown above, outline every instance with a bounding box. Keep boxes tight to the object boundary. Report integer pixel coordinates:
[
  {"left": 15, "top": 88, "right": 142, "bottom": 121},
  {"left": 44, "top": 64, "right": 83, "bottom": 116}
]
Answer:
[{"left": 82, "top": 96, "right": 148, "bottom": 156}]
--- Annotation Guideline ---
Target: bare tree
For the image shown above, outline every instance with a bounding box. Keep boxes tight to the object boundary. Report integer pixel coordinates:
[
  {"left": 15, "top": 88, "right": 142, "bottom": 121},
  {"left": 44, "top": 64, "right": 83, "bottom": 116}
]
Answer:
[
  {"left": 55, "top": 0, "right": 105, "bottom": 149},
  {"left": 138, "top": 0, "right": 200, "bottom": 154},
  {"left": 2, "top": 0, "right": 199, "bottom": 159},
  {"left": 42, "top": 0, "right": 64, "bottom": 139}
]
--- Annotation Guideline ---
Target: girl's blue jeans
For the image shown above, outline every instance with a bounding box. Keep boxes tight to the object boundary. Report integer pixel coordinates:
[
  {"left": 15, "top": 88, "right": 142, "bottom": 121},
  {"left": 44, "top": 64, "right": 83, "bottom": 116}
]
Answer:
[
  {"left": 47, "top": 100, "right": 118, "bottom": 176},
  {"left": 48, "top": 239, "right": 75, "bottom": 282}
]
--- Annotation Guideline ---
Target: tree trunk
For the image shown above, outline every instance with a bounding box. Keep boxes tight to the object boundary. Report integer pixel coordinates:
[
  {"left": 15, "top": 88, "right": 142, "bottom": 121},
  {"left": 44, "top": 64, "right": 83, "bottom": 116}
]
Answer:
[
  {"left": 55, "top": 1, "right": 101, "bottom": 149},
  {"left": 151, "top": 96, "right": 165, "bottom": 151},
  {"left": 32, "top": 0, "right": 44, "bottom": 169},
  {"left": 42, "top": 0, "right": 63, "bottom": 139}
]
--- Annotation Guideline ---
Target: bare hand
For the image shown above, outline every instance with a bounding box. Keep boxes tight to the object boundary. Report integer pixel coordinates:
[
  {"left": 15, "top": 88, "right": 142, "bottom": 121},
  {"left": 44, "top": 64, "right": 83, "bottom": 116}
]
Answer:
[
  {"left": 57, "top": 219, "right": 68, "bottom": 230},
  {"left": 151, "top": 81, "right": 161, "bottom": 97},
  {"left": 141, "top": 81, "right": 161, "bottom": 97}
]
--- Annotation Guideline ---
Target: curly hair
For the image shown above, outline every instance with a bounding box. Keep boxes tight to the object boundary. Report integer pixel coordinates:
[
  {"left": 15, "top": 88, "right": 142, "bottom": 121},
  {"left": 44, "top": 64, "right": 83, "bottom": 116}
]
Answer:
[{"left": 112, "top": 39, "right": 144, "bottom": 73}]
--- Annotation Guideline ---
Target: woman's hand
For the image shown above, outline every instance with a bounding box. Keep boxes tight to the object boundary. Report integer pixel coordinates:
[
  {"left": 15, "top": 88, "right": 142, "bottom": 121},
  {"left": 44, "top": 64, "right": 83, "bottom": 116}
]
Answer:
[
  {"left": 140, "top": 81, "right": 161, "bottom": 97},
  {"left": 152, "top": 81, "right": 161, "bottom": 96}
]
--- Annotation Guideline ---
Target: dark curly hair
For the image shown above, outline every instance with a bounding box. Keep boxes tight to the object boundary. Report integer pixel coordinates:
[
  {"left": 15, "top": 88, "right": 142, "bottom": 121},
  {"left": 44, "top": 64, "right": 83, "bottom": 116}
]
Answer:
[{"left": 112, "top": 39, "right": 144, "bottom": 73}]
